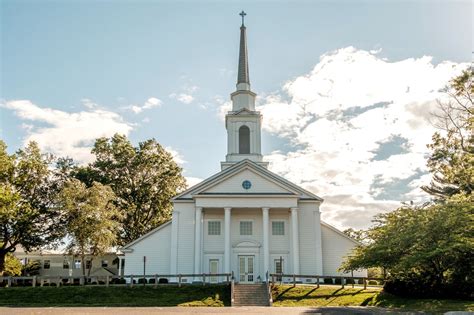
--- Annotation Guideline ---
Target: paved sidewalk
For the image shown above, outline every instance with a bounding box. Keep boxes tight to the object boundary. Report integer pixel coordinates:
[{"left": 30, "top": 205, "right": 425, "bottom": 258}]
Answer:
[{"left": 0, "top": 306, "right": 430, "bottom": 315}]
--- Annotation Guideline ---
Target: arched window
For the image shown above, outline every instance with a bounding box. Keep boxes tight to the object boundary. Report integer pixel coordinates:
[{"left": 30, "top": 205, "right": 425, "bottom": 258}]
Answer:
[{"left": 239, "top": 125, "right": 250, "bottom": 154}]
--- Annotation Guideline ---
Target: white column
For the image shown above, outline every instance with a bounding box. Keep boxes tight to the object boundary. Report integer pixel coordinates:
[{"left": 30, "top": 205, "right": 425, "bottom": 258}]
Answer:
[
  {"left": 291, "top": 207, "right": 300, "bottom": 275},
  {"left": 314, "top": 206, "right": 323, "bottom": 275},
  {"left": 194, "top": 207, "right": 203, "bottom": 276},
  {"left": 262, "top": 207, "right": 270, "bottom": 278},
  {"left": 170, "top": 211, "right": 179, "bottom": 275},
  {"left": 118, "top": 257, "right": 123, "bottom": 276},
  {"left": 224, "top": 207, "right": 232, "bottom": 273}
]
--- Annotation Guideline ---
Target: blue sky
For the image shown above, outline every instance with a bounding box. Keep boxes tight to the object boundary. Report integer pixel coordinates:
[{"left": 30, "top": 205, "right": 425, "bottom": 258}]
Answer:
[{"left": 1, "top": 0, "right": 471, "bottom": 229}]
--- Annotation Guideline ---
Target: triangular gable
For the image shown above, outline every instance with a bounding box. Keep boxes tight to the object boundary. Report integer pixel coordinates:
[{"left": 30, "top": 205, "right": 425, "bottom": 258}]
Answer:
[{"left": 174, "top": 159, "right": 322, "bottom": 201}]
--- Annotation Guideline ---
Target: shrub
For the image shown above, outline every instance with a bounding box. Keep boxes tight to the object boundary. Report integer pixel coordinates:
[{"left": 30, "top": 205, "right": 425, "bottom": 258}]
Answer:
[
  {"left": 357, "top": 279, "right": 364, "bottom": 285},
  {"left": 158, "top": 278, "right": 169, "bottom": 284},
  {"left": 137, "top": 278, "right": 147, "bottom": 284},
  {"left": 334, "top": 278, "right": 342, "bottom": 284},
  {"left": 323, "top": 278, "right": 333, "bottom": 284},
  {"left": 148, "top": 278, "right": 156, "bottom": 284},
  {"left": 345, "top": 278, "right": 355, "bottom": 284},
  {"left": 367, "top": 280, "right": 378, "bottom": 285}
]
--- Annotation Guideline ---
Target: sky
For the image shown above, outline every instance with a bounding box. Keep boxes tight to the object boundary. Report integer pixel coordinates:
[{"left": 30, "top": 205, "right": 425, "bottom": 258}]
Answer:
[{"left": 1, "top": 0, "right": 472, "bottom": 230}]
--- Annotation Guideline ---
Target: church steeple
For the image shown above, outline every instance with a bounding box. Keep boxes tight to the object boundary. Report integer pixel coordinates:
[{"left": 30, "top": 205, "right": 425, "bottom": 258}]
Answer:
[
  {"left": 221, "top": 12, "right": 268, "bottom": 170},
  {"left": 237, "top": 11, "right": 250, "bottom": 88}
]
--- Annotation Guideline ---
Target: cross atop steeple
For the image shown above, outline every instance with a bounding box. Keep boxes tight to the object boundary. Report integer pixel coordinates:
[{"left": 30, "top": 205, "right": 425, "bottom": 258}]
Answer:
[{"left": 239, "top": 10, "right": 246, "bottom": 26}]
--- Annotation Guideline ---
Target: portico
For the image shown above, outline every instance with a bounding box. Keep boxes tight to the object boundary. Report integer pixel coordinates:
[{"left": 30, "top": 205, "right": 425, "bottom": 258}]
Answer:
[{"left": 192, "top": 203, "right": 303, "bottom": 283}]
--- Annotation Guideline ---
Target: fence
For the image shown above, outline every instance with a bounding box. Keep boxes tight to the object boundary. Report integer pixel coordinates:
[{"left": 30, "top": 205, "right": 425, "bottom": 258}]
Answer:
[
  {"left": 0, "top": 273, "right": 232, "bottom": 288},
  {"left": 269, "top": 273, "right": 385, "bottom": 289}
]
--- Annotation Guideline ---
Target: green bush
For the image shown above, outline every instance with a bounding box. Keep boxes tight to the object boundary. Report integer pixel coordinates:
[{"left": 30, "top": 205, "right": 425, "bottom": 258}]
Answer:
[
  {"left": 334, "top": 278, "right": 342, "bottom": 284},
  {"left": 323, "top": 278, "right": 333, "bottom": 284},
  {"left": 367, "top": 280, "right": 378, "bottom": 285},
  {"left": 137, "top": 278, "right": 147, "bottom": 284}
]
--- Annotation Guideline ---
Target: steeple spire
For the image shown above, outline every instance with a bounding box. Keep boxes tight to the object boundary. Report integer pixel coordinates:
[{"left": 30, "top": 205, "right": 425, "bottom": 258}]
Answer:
[{"left": 237, "top": 11, "right": 250, "bottom": 88}]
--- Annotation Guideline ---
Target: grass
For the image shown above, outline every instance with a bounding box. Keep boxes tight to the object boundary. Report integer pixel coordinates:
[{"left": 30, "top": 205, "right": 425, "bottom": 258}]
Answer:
[
  {"left": 272, "top": 284, "right": 474, "bottom": 313},
  {"left": 0, "top": 284, "right": 230, "bottom": 307}
]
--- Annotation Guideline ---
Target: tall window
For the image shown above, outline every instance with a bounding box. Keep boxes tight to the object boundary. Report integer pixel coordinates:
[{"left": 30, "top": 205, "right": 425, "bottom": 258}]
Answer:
[
  {"left": 43, "top": 260, "right": 50, "bottom": 269},
  {"left": 74, "top": 259, "right": 81, "bottom": 269},
  {"left": 239, "top": 125, "right": 250, "bottom": 154},
  {"left": 208, "top": 221, "right": 221, "bottom": 235},
  {"left": 240, "top": 221, "right": 253, "bottom": 235},
  {"left": 272, "top": 221, "right": 285, "bottom": 235}
]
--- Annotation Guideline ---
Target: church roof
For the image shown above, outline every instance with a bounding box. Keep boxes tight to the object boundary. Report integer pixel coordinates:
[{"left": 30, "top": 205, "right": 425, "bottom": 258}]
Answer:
[{"left": 174, "top": 159, "right": 323, "bottom": 202}]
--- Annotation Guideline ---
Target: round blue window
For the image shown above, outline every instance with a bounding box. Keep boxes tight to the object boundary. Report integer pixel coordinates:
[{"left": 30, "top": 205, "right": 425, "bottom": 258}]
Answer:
[{"left": 242, "top": 180, "right": 252, "bottom": 190}]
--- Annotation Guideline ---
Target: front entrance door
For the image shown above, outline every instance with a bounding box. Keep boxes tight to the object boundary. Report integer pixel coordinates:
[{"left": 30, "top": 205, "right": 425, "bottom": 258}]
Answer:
[
  {"left": 209, "top": 259, "right": 219, "bottom": 283},
  {"left": 238, "top": 255, "right": 254, "bottom": 283}
]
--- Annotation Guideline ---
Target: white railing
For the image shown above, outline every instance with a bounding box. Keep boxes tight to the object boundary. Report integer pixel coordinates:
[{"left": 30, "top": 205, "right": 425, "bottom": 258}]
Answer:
[{"left": 0, "top": 273, "right": 232, "bottom": 288}]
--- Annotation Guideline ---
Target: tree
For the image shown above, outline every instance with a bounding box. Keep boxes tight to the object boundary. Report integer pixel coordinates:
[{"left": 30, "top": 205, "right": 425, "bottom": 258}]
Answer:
[
  {"left": 340, "top": 197, "right": 473, "bottom": 297},
  {"left": 75, "top": 134, "right": 186, "bottom": 245},
  {"left": 422, "top": 68, "right": 474, "bottom": 199},
  {"left": 59, "top": 179, "right": 120, "bottom": 276},
  {"left": 0, "top": 141, "right": 65, "bottom": 274},
  {"left": 3, "top": 253, "right": 22, "bottom": 276}
]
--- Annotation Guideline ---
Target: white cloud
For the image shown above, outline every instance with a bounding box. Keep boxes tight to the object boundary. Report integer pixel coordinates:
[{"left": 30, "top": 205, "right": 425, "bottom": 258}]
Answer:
[
  {"left": 129, "top": 97, "right": 162, "bottom": 114},
  {"left": 165, "top": 146, "right": 186, "bottom": 165},
  {"left": 1, "top": 100, "right": 133, "bottom": 164},
  {"left": 169, "top": 85, "right": 198, "bottom": 105},
  {"left": 185, "top": 176, "right": 203, "bottom": 188},
  {"left": 240, "top": 46, "right": 467, "bottom": 230}
]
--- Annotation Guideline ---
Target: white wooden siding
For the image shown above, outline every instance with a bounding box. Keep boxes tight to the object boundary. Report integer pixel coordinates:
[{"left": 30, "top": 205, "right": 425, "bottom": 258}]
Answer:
[
  {"left": 124, "top": 224, "right": 171, "bottom": 276},
  {"left": 321, "top": 224, "right": 367, "bottom": 277}
]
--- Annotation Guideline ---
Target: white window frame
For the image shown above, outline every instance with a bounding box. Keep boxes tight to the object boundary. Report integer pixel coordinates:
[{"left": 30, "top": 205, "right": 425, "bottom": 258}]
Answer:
[
  {"left": 271, "top": 220, "right": 285, "bottom": 236},
  {"left": 207, "top": 220, "right": 222, "bottom": 236},
  {"left": 74, "top": 259, "right": 81, "bottom": 269},
  {"left": 239, "top": 220, "right": 253, "bottom": 236}
]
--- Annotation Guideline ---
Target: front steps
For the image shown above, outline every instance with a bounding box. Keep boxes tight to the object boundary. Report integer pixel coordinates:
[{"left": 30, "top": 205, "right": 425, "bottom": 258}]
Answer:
[{"left": 233, "top": 283, "right": 270, "bottom": 306}]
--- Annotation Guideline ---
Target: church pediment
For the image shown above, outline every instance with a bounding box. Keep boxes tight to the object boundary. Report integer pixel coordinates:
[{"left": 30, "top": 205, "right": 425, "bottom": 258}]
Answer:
[{"left": 174, "top": 159, "right": 322, "bottom": 201}]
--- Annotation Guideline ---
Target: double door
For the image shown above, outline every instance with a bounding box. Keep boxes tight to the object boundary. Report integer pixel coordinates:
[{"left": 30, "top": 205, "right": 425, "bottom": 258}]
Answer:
[{"left": 238, "top": 255, "right": 255, "bottom": 283}]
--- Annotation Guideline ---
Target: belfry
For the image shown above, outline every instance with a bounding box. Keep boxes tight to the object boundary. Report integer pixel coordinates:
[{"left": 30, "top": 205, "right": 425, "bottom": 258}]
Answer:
[{"left": 222, "top": 11, "right": 266, "bottom": 170}]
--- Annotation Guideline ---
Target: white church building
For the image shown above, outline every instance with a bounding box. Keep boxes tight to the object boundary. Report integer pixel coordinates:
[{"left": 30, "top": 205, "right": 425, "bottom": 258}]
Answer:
[{"left": 121, "top": 16, "right": 365, "bottom": 283}]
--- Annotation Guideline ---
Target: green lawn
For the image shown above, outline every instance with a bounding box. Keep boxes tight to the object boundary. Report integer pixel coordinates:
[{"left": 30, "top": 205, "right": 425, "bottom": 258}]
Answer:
[
  {"left": 0, "top": 285, "right": 230, "bottom": 307},
  {"left": 272, "top": 285, "right": 474, "bottom": 313}
]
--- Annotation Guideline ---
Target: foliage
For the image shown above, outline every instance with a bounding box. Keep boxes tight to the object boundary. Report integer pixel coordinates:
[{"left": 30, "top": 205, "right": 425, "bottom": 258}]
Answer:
[
  {"left": 343, "top": 228, "right": 369, "bottom": 244},
  {"left": 340, "top": 196, "right": 473, "bottom": 298},
  {"left": 3, "top": 254, "right": 22, "bottom": 276},
  {"left": 0, "top": 141, "right": 66, "bottom": 274},
  {"left": 21, "top": 260, "right": 41, "bottom": 276},
  {"left": 58, "top": 179, "right": 120, "bottom": 276},
  {"left": 422, "top": 68, "right": 473, "bottom": 199},
  {"left": 74, "top": 134, "right": 186, "bottom": 245}
]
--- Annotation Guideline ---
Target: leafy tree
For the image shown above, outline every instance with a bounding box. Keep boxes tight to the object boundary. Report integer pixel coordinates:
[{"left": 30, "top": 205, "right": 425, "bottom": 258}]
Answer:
[
  {"left": 59, "top": 179, "right": 120, "bottom": 276},
  {"left": 0, "top": 141, "right": 65, "bottom": 274},
  {"left": 340, "top": 196, "right": 473, "bottom": 297},
  {"left": 343, "top": 228, "right": 368, "bottom": 244},
  {"left": 3, "top": 253, "right": 22, "bottom": 276},
  {"left": 422, "top": 68, "right": 473, "bottom": 199},
  {"left": 21, "top": 259, "right": 41, "bottom": 276},
  {"left": 75, "top": 134, "right": 186, "bottom": 245}
]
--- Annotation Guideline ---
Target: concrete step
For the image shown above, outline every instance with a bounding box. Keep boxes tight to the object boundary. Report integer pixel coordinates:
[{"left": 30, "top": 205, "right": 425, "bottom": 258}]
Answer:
[{"left": 233, "top": 283, "right": 270, "bottom": 307}]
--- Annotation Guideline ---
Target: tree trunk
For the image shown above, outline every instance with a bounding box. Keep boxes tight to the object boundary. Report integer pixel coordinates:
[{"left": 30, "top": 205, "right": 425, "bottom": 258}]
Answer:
[{"left": 0, "top": 250, "right": 6, "bottom": 276}]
